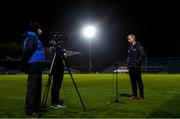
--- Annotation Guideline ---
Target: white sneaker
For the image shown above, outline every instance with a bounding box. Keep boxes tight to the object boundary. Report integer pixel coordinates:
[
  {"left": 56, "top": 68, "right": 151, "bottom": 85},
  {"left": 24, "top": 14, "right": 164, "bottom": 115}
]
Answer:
[
  {"left": 53, "top": 104, "right": 67, "bottom": 109},
  {"left": 50, "top": 105, "right": 54, "bottom": 108}
]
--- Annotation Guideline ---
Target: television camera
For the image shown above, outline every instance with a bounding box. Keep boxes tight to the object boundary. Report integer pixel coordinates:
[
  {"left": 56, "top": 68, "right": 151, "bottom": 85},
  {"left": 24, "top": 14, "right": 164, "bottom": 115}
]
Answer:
[{"left": 49, "top": 31, "right": 67, "bottom": 47}]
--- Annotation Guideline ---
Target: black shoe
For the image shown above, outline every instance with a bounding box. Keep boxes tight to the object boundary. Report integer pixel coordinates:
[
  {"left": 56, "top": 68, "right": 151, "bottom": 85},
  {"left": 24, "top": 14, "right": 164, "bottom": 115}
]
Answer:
[
  {"left": 25, "top": 112, "right": 33, "bottom": 116},
  {"left": 25, "top": 112, "right": 40, "bottom": 117},
  {"left": 32, "top": 112, "right": 40, "bottom": 117}
]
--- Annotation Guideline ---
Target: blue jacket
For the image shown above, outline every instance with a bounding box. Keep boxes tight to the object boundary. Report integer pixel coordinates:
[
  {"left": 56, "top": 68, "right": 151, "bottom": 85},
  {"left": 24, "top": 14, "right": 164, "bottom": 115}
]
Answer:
[
  {"left": 23, "top": 31, "right": 46, "bottom": 63},
  {"left": 20, "top": 31, "right": 46, "bottom": 73}
]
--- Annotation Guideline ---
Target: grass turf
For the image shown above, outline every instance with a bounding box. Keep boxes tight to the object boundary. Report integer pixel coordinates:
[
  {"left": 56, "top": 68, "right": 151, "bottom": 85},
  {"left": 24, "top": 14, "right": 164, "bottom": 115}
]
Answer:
[{"left": 0, "top": 74, "right": 180, "bottom": 118}]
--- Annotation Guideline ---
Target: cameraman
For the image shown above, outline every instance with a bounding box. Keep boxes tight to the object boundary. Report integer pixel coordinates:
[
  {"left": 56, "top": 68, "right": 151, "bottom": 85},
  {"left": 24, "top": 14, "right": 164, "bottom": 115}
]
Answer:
[
  {"left": 49, "top": 36, "right": 66, "bottom": 108},
  {"left": 20, "top": 21, "right": 46, "bottom": 116}
]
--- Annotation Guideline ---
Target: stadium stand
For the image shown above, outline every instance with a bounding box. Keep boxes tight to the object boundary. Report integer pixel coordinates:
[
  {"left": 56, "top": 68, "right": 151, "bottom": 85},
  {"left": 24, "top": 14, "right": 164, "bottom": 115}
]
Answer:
[{"left": 102, "top": 58, "right": 180, "bottom": 74}]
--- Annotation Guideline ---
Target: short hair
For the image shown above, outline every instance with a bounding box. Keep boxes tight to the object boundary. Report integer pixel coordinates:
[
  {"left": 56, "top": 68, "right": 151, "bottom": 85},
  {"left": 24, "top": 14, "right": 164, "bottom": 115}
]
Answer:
[
  {"left": 27, "top": 21, "right": 42, "bottom": 32},
  {"left": 127, "top": 34, "right": 136, "bottom": 40}
]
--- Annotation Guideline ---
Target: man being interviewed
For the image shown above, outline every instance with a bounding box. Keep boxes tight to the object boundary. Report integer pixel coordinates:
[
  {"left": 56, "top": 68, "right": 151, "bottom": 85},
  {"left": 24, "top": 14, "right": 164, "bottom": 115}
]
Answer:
[{"left": 127, "top": 34, "right": 145, "bottom": 100}]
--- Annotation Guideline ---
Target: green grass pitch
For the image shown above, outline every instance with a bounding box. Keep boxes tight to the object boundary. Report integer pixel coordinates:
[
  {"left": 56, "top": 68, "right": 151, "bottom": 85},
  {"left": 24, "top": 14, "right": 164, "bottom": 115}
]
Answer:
[{"left": 0, "top": 74, "right": 180, "bottom": 118}]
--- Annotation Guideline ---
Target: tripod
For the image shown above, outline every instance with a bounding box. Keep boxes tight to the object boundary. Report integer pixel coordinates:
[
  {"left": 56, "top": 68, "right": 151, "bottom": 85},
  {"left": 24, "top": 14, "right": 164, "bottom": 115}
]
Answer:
[
  {"left": 108, "top": 64, "right": 121, "bottom": 104},
  {"left": 40, "top": 44, "right": 86, "bottom": 114},
  {"left": 114, "top": 64, "right": 120, "bottom": 102}
]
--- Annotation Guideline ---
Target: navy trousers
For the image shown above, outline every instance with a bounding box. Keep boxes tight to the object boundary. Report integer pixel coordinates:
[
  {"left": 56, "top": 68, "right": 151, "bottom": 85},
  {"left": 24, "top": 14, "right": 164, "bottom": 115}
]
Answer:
[
  {"left": 51, "top": 67, "right": 64, "bottom": 105},
  {"left": 128, "top": 67, "right": 144, "bottom": 97}
]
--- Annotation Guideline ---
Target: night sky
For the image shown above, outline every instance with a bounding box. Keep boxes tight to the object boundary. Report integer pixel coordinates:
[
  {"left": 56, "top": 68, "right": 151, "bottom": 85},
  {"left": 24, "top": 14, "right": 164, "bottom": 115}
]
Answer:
[{"left": 0, "top": 0, "right": 180, "bottom": 71}]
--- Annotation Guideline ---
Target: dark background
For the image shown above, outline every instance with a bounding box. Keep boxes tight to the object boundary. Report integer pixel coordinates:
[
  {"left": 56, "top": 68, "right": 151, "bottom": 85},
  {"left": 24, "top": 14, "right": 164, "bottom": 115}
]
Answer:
[{"left": 0, "top": 0, "right": 179, "bottom": 72}]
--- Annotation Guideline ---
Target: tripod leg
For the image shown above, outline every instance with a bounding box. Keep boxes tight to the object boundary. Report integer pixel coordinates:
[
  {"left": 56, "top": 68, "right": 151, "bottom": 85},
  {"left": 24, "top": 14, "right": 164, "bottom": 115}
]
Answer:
[
  {"left": 68, "top": 67, "right": 87, "bottom": 111},
  {"left": 114, "top": 64, "right": 123, "bottom": 103},
  {"left": 38, "top": 74, "right": 52, "bottom": 117},
  {"left": 40, "top": 53, "right": 57, "bottom": 112},
  {"left": 41, "top": 74, "right": 52, "bottom": 108},
  {"left": 115, "top": 65, "right": 119, "bottom": 102},
  {"left": 62, "top": 51, "right": 86, "bottom": 111}
]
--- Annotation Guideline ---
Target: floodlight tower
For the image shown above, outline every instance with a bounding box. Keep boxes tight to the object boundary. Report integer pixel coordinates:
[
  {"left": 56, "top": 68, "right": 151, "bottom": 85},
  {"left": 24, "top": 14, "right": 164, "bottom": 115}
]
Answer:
[{"left": 82, "top": 25, "right": 96, "bottom": 73}]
